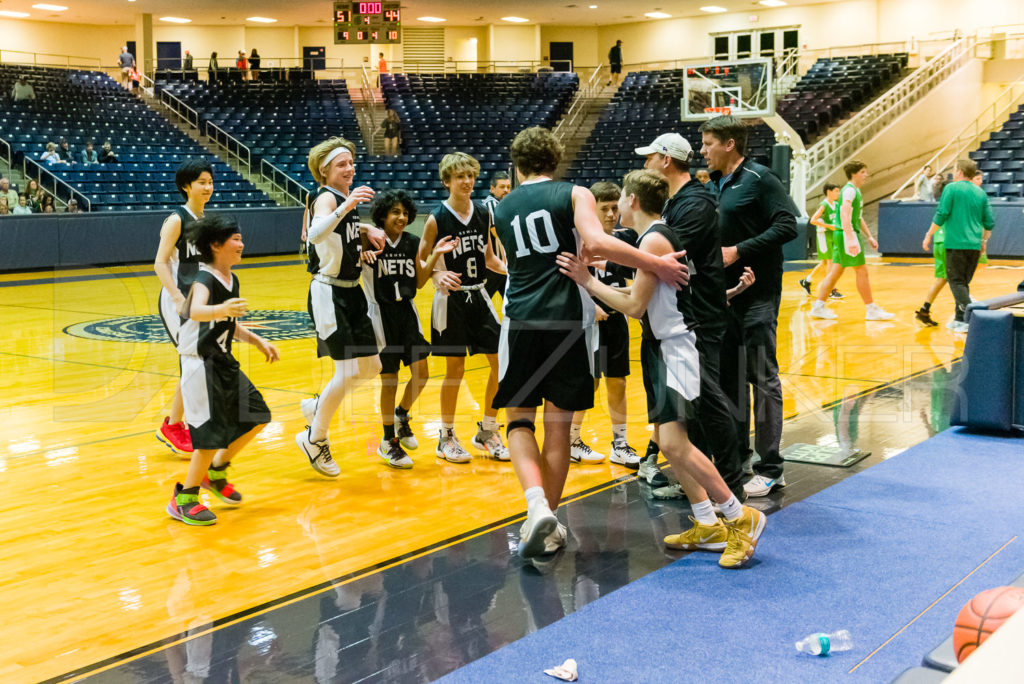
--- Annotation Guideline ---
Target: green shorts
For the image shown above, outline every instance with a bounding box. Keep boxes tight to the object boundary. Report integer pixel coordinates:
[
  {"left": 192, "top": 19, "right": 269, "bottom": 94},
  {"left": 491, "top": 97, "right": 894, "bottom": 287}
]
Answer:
[
  {"left": 933, "top": 240, "right": 946, "bottom": 279},
  {"left": 832, "top": 230, "right": 866, "bottom": 268},
  {"left": 815, "top": 229, "right": 834, "bottom": 262}
]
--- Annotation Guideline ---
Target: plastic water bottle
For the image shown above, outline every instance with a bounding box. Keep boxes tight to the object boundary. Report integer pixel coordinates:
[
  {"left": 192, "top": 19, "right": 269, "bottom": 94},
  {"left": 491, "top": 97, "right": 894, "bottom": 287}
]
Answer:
[{"left": 795, "top": 630, "right": 853, "bottom": 656}]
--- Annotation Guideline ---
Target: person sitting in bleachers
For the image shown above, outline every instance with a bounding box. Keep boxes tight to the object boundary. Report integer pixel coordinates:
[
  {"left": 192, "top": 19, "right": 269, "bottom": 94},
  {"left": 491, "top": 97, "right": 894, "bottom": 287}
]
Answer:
[
  {"left": 0, "top": 177, "right": 18, "bottom": 207},
  {"left": 80, "top": 140, "right": 98, "bottom": 165},
  {"left": 99, "top": 141, "right": 119, "bottom": 164},
  {"left": 24, "top": 180, "right": 43, "bottom": 212},
  {"left": 12, "top": 195, "right": 33, "bottom": 215},
  {"left": 0, "top": 198, "right": 9, "bottom": 216},
  {"left": 11, "top": 76, "right": 36, "bottom": 101},
  {"left": 65, "top": 199, "right": 82, "bottom": 213},
  {"left": 41, "top": 195, "right": 55, "bottom": 213},
  {"left": 57, "top": 140, "right": 76, "bottom": 165},
  {"left": 40, "top": 142, "right": 65, "bottom": 166}
]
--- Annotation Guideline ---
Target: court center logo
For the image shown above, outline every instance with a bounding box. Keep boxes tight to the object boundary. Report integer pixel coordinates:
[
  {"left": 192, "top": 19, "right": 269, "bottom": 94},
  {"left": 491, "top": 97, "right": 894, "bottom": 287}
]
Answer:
[{"left": 64, "top": 310, "right": 314, "bottom": 343}]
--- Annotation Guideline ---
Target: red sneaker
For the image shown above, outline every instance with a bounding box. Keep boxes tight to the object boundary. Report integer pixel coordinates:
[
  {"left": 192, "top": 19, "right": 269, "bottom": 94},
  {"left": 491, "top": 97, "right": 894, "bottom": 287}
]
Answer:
[{"left": 157, "top": 417, "right": 194, "bottom": 455}]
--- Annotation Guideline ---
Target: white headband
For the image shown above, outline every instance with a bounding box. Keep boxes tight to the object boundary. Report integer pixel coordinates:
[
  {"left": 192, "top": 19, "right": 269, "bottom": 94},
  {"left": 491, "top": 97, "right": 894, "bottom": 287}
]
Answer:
[{"left": 320, "top": 146, "right": 352, "bottom": 172}]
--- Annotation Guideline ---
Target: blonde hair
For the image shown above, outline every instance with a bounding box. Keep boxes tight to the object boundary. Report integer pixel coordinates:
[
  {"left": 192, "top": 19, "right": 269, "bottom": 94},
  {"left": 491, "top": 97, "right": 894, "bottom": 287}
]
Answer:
[
  {"left": 308, "top": 137, "right": 356, "bottom": 185},
  {"left": 622, "top": 169, "right": 669, "bottom": 215},
  {"left": 46, "top": 142, "right": 57, "bottom": 152},
  {"left": 438, "top": 152, "right": 480, "bottom": 185}
]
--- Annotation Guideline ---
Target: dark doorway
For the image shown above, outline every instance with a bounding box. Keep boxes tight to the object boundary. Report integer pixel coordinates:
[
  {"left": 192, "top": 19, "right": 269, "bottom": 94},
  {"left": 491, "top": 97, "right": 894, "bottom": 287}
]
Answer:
[
  {"left": 156, "top": 42, "right": 182, "bottom": 70},
  {"left": 736, "top": 34, "right": 752, "bottom": 59},
  {"left": 714, "top": 36, "right": 729, "bottom": 61},
  {"left": 549, "top": 42, "right": 573, "bottom": 72},
  {"left": 303, "top": 46, "right": 326, "bottom": 72},
  {"left": 126, "top": 41, "right": 137, "bottom": 62},
  {"left": 783, "top": 29, "right": 799, "bottom": 51}
]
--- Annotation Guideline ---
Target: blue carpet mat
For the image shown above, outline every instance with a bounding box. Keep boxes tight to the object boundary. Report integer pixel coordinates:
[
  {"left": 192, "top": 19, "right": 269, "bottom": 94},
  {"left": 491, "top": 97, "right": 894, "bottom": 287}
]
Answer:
[{"left": 440, "top": 429, "right": 1024, "bottom": 683}]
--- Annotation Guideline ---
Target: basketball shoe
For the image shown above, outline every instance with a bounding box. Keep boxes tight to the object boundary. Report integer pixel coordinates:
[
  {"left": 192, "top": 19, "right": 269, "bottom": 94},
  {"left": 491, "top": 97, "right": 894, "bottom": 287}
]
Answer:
[
  {"left": 609, "top": 440, "right": 640, "bottom": 468},
  {"left": 810, "top": 300, "right": 838, "bottom": 319},
  {"left": 720, "top": 506, "right": 766, "bottom": 568},
  {"left": 201, "top": 465, "right": 242, "bottom": 504},
  {"left": 865, "top": 303, "right": 895, "bottom": 321},
  {"left": 915, "top": 308, "right": 938, "bottom": 326},
  {"left": 472, "top": 422, "right": 509, "bottom": 460},
  {"left": 798, "top": 278, "right": 812, "bottom": 295},
  {"left": 395, "top": 412, "right": 418, "bottom": 450},
  {"left": 378, "top": 438, "right": 413, "bottom": 469},
  {"left": 437, "top": 429, "right": 471, "bottom": 463},
  {"left": 296, "top": 427, "right": 340, "bottom": 477},
  {"left": 638, "top": 452, "right": 670, "bottom": 487},
  {"left": 157, "top": 417, "right": 193, "bottom": 455},
  {"left": 167, "top": 483, "right": 216, "bottom": 525},
  {"left": 518, "top": 503, "right": 558, "bottom": 559},
  {"left": 570, "top": 438, "right": 605, "bottom": 464},
  {"left": 664, "top": 516, "right": 729, "bottom": 551},
  {"left": 744, "top": 473, "right": 785, "bottom": 497}
]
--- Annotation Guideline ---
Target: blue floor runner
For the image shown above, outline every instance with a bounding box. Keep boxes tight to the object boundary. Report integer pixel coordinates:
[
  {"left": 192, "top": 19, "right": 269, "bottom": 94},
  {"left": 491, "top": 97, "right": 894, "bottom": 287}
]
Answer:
[{"left": 440, "top": 429, "right": 1024, "bottom": 683}]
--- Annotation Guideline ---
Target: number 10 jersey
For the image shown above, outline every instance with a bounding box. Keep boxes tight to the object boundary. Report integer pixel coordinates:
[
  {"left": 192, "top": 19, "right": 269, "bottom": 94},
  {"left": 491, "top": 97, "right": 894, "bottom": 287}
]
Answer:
[{"left": 492, "top": 179, "right": 593, "bottom": 325}]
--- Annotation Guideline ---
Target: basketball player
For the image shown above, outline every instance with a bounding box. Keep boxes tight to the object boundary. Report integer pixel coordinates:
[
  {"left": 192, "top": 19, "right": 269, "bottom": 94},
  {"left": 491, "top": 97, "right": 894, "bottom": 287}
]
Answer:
[
  {"left": 296, "top": 137, "right": 383, "bottom": 477},
  {"left": 558, "top": 169, "right": 765, "bottom": 568},
  {"left": 482, "top": 171, "right": 511, "bottom": 299},
  {"left": 492, "top": 127, "right": 688, "bottom": 560},
  {"left": 363, "top": 189, "right": 457, "bottom": 468},
  {"left": 154, "top": 158, "right": 214, "bottom": 456},
  {"left": 567, "top": 181, "right": 640, "bottom": 468},
  {"left": 810, "top": 161, "right": 895, "bottom": 321},
  {"left": 799, "top": 183, "right": 843, "bottom": 299},
  {"left": 417, "top": 152, "right": 508, "bottom": 463},
  {"left": 168, "top": 215, "right": 278, "bottom": 525}
]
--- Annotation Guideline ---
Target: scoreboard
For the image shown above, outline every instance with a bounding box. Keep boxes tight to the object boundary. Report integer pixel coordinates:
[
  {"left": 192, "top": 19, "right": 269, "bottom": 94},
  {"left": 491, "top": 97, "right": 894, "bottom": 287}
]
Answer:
[{"left": 334, "top": 2, "right": 402, "bottom": 44}]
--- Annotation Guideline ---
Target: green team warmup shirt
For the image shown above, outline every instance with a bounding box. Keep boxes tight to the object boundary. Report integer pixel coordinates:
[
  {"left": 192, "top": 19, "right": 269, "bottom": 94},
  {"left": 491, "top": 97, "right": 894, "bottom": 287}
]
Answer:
[
  {"left": 931, "top": 180, "right": 995, "bottom": 250},
  {"left": 832, "top": 182, "right": 866, "bottom": 267},
  {"left": 815, "top": 199, "right": 836, "bottom": 261}
]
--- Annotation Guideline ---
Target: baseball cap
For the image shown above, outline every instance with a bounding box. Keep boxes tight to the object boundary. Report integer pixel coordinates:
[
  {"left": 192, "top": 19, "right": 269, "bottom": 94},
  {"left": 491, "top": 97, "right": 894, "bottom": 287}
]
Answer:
[{"left": 635, "top": 133, "right": 694, "bottom": 162}]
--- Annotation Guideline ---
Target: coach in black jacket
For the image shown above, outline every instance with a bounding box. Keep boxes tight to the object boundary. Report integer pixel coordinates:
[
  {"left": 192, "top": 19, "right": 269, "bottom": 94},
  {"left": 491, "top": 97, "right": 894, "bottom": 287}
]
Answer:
[{"left": 699, "top": 116, "right": 798, "bottom": 499}]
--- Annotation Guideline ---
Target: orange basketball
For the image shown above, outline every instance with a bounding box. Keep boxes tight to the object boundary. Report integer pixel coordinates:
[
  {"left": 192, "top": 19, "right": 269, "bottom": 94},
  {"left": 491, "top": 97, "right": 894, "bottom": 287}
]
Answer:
[{"left": 952, "top": 586, "right": 1024, "bottom": 663}]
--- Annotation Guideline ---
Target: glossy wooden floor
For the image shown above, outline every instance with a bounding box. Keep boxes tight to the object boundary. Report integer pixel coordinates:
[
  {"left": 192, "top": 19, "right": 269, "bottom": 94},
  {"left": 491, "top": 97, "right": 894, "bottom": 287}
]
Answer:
[{"left": 1, "top": 255, "right": 1020, "bottom": 683}]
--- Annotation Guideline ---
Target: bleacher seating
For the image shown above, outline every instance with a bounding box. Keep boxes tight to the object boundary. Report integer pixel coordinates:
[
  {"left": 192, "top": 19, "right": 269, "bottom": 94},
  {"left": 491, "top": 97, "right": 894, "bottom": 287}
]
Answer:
[
  {"left": 158, "top": 79, "right": 363, "bottom": 194},
  {"left": 0, "top": 65, "right": 273, "bottom": 211},
  {"left": 565, "top": 68, "right": 776, "bottom": 189},
  {"left": 970, "top": 105, "right": 1024, "bottom": 199},
  {"left": 776, "top": 52, "right": 908, "bottom": 142}
]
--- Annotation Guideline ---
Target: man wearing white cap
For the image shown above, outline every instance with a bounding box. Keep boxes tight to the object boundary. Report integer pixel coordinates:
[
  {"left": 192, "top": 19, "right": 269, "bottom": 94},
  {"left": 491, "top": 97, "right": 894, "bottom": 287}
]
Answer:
[{"left": 636, "top": 133, "right": 747, "bottom": 502}]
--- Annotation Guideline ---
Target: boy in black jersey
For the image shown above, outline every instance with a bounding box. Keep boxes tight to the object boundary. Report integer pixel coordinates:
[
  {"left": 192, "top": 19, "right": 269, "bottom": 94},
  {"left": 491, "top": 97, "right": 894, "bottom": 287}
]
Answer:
[
  {"left": 154, "top": 158, "right": 214, "bottom": 457},
  {"left": 168, "top": 215, "right": 279, "bottom": 526},
  {"left": 363, "top": 189, "right": 457, "bottom": 468},
  {"left": 567, "top": 181, "right": 640, "bottom": 468},
  {"left": 417, "top": 152, "right": 508, "bottom": 463}
]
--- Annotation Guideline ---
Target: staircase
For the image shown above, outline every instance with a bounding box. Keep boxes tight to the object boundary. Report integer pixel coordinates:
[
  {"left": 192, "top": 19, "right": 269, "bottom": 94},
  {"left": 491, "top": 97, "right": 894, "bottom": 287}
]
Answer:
[
  {"left": 350, "top": 85, "right": 385, "bottom": 156},
  {"left": 554, "top": 88, "right": 615, "bottom": 181}
]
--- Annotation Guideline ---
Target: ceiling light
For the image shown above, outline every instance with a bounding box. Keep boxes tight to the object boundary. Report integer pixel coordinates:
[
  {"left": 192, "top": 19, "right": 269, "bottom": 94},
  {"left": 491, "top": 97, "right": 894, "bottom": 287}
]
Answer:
[
  {"left": 417, "top": 16, "right": 446, "bottom": 22},
  {"left": 0, "top": 10, "right": 31, "bottom": 16},
  {"left": 32, "top": 3, "right": 68, "bottom": 10},
  {"left": 759, "top": 0, "right": 786, "bottom": 6},
  {"left": 645, "top": 11, "right": 671, "bottom": 18},
  {"left": 159, "top": 16, "right": 192, "bottom": 23},
  {"left": 246, "top": 16, "right": 277, "bottom": 23},
  {"left": 700, "top": 5, "right": 728, "bottom": 12},
  {"left": 589, "top": 4, "right": 598, "bottom": 7},
  {"left": 502, "top": 16, "right": 529, "bottom": 22}
]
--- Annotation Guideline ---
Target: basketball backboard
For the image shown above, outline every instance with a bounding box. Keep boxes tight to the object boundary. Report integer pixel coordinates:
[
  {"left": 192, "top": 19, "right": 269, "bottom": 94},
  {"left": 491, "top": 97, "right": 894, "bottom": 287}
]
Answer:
[{"left": 680, "top": 57, "right": 774, "bottom": 121}]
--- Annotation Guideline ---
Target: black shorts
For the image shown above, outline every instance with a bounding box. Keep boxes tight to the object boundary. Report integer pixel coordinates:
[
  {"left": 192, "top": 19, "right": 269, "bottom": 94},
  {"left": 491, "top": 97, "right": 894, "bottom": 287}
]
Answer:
[
  {"left": 640, "top": 336, "right": 700, "bottom": 426},
  {"left": 484, "top": 271, "right": 507, "bottom": 300},
  {"left": 610, "top": 63, "right": 622, "bottom": 74},
  {"left": 180, "top": 353, "right": 271, "bottom": 450},
  {"left": 492, "top": 319, "right": 596, "bottom": 411},
  {"left": 371, "top": 300, "right": 431, "bottom": 374},
  {"left": 307, "top": 279, "right": 379, "bottom": 361},
  {"left": 594, "top": 313, "right": 630, "bottom": 379},
  {"left": 431, "top": 286, "right": 500, "bottom": 357}
]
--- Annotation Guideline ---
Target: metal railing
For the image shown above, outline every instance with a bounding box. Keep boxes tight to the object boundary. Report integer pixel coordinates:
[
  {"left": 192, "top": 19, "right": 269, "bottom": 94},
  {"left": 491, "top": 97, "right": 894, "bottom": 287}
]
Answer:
[
  {"left": 890, "top": 77, "right": 1024, "bottom": 200},
  {"left": 0, "top": 49, "right": 102, "bottom": 69},
  {"left": 802, "top": 35, "right": 977, "bottom": 191},
  {"left": 22, "top": 157, "right": 91, "bottom": 212},
  {"left": 554, "top": 63, "right": 605, "bottom": 143},
  {"left": 0, "top": 136, "right": 11, "bottom": 170},
  {"left": 205, "top": 121, "right": 252, "bottom": 174},
  {"left": 358, "top": 64, "right": 380, "bottom": 156},
  {"left": 260, "top": 158, "right": 308, "bottom": 206},
  {"left": 159, "top": 88, "right": 200, "bottom": 129},
  {"left": 773, "top": 48, "right": 801, "bottom": 95}
]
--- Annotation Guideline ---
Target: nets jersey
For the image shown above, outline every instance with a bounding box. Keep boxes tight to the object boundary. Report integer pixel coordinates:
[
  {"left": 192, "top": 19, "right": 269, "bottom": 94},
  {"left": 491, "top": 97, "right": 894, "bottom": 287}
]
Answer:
[
  {"left": 178, "top": 267, "right": 239, "bottom": 358},
  {"left": 492, "top": 179, "right": 593, "bottom": 325},
  {"left": 639, "top": 222, "right": 690, "bottom": 341},
  {"left": 432, "top": 200, "right": 490, "bottom": 288},
  {"left": 591, "top": 228, "right": 637, "bottom": 313},
  {"left": 171, "top": 205, "right": 201, "bottom": 294},
  {"left": 307, "top": 186, "right": 363, "bottom": 280},
  {"left": 362, "top": 231, "right": 419, "bottom": 304}
]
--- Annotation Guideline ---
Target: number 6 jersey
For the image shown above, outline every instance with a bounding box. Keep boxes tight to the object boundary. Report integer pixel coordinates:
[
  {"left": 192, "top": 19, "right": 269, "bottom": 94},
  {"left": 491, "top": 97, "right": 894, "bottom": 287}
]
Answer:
[
  {"left": 492, "top": 179, "right": 593, "bottom": 325},
  {"left": 178, "top": 266, "right": 239, "bottom": 358}
]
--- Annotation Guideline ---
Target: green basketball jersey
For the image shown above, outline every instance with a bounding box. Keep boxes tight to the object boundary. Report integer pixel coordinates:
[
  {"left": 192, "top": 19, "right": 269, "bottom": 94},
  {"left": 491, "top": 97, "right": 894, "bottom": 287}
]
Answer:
[
  {"left": 492, "top": 180, "right": 590, "bottom": 323},
  {"left": 819, "top": 199, "right": 836, "bottom": 228},
  {"left": 833, "top": 183, "right": 862, "bottom": 233}
]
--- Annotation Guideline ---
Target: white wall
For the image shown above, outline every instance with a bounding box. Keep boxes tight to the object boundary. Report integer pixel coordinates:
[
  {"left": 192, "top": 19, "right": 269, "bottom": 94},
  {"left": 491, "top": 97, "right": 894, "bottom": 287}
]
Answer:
[
  {"left": 540, "top": 26, "right": 599, "bottom": 69},
  {"left": 490, "top": 25, "right": 540, "bottom": 64}
]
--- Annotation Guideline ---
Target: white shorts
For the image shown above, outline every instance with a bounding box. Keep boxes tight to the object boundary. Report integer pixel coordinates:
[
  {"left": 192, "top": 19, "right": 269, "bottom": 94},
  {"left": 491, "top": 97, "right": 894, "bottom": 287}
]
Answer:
[{"left": 159, "top": 287, "right": 181, "bottom": 348}]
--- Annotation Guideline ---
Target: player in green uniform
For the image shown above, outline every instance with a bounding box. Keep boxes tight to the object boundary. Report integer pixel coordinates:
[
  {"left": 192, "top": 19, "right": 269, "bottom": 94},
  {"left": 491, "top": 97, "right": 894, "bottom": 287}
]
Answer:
[
  {"left": 810, "top": 161, "right": 894, "bottom": 320},
  {"left": 799, "top": 183, "right": 843, "bottom": 299}
]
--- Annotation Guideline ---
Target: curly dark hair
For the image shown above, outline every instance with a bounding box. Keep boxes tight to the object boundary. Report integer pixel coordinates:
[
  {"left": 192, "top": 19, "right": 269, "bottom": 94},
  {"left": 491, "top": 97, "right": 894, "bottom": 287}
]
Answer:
[
  {"left": 370, "top": 188, "right": 418, "bottom": 228},
  {"left": 510, "top": 126, "right": 562, "bottom": 177}
]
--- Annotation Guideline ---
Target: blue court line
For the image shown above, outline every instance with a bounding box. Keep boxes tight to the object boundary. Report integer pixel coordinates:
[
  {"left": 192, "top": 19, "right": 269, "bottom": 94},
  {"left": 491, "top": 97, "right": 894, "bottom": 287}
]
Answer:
[{"left": 0, "top": 258, "right": 306, "bottom": 288}]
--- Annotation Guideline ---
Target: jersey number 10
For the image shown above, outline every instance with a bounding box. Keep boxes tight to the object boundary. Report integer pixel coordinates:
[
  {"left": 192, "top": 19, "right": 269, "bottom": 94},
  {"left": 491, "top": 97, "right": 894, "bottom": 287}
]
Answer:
[{"left": 510, "top": 210, "right": 559, "bottom": 258}]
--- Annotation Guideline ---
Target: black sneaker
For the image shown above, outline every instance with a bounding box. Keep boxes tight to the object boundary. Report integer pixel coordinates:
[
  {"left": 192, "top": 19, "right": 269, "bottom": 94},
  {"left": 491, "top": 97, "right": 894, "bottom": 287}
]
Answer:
[
  {"left": 915, "top": 308, "right": 938, "bottom": 326},
  {"left": 799, "top": 278, "right": 812, "bottom": 295},
  {"left": 202, "top": 467, "right": 242, "bottom": 505},
  {"left": 829, "top": 289, "right": 844, "bottom": 299},
  {"left": 638, "top": 454, "right": 670, "bottom": 487},
  {"left": 395, "top": 413, "right": 418, "bottom": 450},
  {"left": 167, "top": 483, "right": 217, "bottom": 525}
]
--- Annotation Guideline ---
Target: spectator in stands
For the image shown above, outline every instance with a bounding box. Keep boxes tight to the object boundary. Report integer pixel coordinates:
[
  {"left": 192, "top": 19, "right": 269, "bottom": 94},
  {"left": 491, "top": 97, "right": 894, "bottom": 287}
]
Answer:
[
  {"left": 695, "top": 169, "right": 711, "bottom": 184},
  {"left": 118, "top": 46, "right": 135, "bottom": 89},
  {"left": 0, "top": 177, "right": 18, "bottom": 207},
  {"left": 0, "top": 199, "right": 8, "bottom": 216},
  {"left": 57, "top": 140, "right": 75, "bottom": 165},
  {"left": 11, "top": 76, "right": 36, "bottom": 101},
  {"left": 183, "top": 50, "right": 193, "bottom": 71},
  {"left": 607, "top": 40, "right": 623, "bottom": 88},
  {"left": 40, "top": 142, "right": 64, "bottom": 166},
  {"left": 80, "top": 140, "right": 98, "bottom": 165},
  {"left": 378, "top": 108, "right": 402, "bottom": 156},
  {"left": 65, "top": 199, "right": 82, "bottom": 213},
  {"left": 99, "top": 141, "right": 119, "bottom": 164},
  {"left": 916, "top": 164, "right": 934, "bottom": 201},
  {"left": 128, "top": 64, "right": 141, "bottom": 94},
  {"left": 237, "top": 51, "right": 248, "bottom": 80},
  {"left": 41, "top": 194, "right": 55, "bottom": 212},
  {"left": 209, "top": 51, "right": 220, "bottom": 83},
  {"left": 12, "top": 195, "right": 32, "bottom": 215},
  {"left": 249, "top": 49, "right": 261, "bottom": 81},
  {"left": 24, "top": 180, "right": 43, "bottom": 212},
  {"left": 931, "top": 172, "right": 947, "bottom": 201},
  {"left": 377, "top": 52, "right": 388, "bottom": 86}
]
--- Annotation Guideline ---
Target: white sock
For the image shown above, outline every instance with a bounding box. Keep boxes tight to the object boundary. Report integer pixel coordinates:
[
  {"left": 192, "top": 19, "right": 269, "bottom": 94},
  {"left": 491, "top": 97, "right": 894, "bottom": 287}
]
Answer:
[
  {"left": 481, "top": 415, "right": 499, "bottom": 432},
  {"left": 569, "top": 424, "right": 582, "bottom": 442},
  {"left": 719, "top": 495, "right": 743, "bottom": 521},
  {"left": 310, "top": 359, "right": 363, "bottom": 442},
  {"left": 525, "top": 486, "right": 548, "bottom": 514},
  {"left": 612, "top": 424, "right": 627, "bottom": 443},
  {"left": 441, "top": 422, "right": 455, "bottom": 438},
  {"left": 812, "top": 299, "right": 826, "bottom": 308},
  {"left": 691, "top": 499, "right": 718, "bottom": 526}
]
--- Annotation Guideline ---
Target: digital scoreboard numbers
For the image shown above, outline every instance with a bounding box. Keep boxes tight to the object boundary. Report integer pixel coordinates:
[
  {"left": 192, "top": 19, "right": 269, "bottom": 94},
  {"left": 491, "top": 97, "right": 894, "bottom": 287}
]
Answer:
[{"left": 334, "top": 2, "right": 402, "bottom": 44}]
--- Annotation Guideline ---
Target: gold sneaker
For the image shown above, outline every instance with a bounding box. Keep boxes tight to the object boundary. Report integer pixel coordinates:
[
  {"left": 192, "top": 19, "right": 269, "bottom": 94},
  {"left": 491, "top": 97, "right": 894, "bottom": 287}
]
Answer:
[
  {"left": 664, "top": 517, "right": 728, "bottom": 551},
  {"left": 719, "top": 505, "right": 766, "bottom": 569}
]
